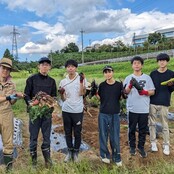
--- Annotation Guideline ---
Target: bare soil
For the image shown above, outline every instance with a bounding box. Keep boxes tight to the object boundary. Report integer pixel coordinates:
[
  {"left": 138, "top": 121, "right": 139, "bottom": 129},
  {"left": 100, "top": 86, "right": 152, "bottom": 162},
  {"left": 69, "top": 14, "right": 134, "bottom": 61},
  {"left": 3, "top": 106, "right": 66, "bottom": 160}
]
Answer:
[
  {"left": 11, "top": 107, "right": 174, "bottom": 171},
  {"left": 52, "top": 107, "right": 174, "bottom": 168}
]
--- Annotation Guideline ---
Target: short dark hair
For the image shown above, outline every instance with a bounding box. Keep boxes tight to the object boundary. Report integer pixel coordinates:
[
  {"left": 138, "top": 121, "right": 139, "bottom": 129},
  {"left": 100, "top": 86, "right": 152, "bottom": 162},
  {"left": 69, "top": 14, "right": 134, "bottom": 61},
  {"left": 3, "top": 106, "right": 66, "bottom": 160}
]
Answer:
[
  {"left": 131, "top": 56, "right": 144, "bottom": 65},
  {"left": 156, "top": 53, "right": 170, "bottom": 62},
  {"left": 65, "top": 59, "right": 78, "bottom": 68}
]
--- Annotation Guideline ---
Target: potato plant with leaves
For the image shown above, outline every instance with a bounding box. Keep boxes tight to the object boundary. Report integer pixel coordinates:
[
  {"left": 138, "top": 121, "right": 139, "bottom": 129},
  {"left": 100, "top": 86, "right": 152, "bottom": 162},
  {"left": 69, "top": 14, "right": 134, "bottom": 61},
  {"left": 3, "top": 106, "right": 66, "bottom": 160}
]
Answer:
[{"left": 28, "top": 91, "right": 61, "bottom": 123}]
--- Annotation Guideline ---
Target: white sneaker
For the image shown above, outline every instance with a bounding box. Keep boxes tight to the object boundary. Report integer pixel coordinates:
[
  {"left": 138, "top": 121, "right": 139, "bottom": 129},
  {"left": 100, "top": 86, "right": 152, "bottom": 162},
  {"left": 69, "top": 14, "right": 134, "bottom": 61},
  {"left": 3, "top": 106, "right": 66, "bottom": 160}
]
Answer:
[
  {"left": 101, "top": 158, "right": 110, "bottom": 164},
  {"left": 116, "top": 161, "right": 122, "bottom": 167},
  {"left": 151, "top": 142, "right": 158, "bottom": 152},
  {"left": 163, "top": 145, "right": 170, "bottom": 155}
]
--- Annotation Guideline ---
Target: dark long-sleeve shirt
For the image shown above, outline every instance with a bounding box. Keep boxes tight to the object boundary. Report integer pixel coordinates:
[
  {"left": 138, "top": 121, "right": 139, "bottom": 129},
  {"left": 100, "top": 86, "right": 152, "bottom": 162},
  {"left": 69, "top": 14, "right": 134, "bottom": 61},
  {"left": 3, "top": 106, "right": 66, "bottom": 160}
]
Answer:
[
  {"left": 24, "top": 73, "right": 57, "bottom": 105},
  {"left": 150, "top": 69, "right": 174, "bottom": 106}
]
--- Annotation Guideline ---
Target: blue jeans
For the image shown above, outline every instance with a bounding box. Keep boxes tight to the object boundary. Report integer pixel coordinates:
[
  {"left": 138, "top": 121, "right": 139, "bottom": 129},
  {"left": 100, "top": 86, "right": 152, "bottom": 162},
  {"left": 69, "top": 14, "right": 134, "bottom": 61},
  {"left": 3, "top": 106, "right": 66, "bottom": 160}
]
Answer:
[{"left": 98, "top": 113, "right": 121, "bottom": 162}]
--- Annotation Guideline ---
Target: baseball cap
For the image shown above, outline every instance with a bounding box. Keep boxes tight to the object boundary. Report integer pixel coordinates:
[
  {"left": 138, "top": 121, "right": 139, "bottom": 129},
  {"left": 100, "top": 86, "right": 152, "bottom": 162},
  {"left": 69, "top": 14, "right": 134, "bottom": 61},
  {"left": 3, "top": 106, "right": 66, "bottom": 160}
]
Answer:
[
  {"left": 38, "top": 57, "right": 51, "bottom": 64},
  {"left": 103, "top": 65, "right": 113, "bottom": 73}
]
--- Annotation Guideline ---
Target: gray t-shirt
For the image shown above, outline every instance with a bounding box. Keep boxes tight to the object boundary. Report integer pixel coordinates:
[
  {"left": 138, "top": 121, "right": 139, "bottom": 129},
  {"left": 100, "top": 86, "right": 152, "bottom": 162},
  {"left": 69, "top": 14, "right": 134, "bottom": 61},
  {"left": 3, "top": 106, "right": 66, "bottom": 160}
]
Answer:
[{"left": 124, "top": 73, "right": 155, "bottom": 113}]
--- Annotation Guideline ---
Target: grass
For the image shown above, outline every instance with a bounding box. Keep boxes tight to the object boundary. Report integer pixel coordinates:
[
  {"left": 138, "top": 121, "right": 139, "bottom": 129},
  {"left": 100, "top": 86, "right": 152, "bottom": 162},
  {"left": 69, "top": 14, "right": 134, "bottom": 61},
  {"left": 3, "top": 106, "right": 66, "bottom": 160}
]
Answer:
[
  {"left": 1, "top": 158, "right": 174, "bottom": 174},
  {"left": 6, "top": 58, "right": 174, "bottom": 173}
]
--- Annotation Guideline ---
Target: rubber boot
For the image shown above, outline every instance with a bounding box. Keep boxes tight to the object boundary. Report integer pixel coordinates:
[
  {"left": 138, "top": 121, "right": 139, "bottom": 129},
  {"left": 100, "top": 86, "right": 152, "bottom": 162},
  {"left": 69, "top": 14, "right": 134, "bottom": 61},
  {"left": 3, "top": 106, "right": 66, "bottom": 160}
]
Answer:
[
  {"left": 42, "top": 148, "right": 52, "bottom": 168},
  {"left": 30, "top": 149, "right": 37, "bottom": 168},
  {"left": 3, "top": 154, "right": 13, "bottom": 172},
  {"left": 73, "top": 149, "right": 79, "bottom": 163},
  {"left": 64, "top": 148, "right": 73, "bottom": 163}
]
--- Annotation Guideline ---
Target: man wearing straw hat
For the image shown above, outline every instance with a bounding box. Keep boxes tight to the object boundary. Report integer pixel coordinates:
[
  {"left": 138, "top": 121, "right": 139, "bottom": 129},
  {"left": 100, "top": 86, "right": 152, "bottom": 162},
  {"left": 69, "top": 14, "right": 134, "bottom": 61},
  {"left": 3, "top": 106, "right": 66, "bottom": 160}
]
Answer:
[{"left": 0, "top": 57, "right": 23, "bottom": 171}]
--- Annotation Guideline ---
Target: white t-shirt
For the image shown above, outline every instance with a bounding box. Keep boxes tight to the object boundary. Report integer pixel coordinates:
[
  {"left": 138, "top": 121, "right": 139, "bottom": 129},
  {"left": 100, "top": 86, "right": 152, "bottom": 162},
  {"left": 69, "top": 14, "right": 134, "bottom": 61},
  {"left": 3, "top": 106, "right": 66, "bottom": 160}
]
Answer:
[{"left": 59, "top": 72, "right": 88, "bottom": 113}]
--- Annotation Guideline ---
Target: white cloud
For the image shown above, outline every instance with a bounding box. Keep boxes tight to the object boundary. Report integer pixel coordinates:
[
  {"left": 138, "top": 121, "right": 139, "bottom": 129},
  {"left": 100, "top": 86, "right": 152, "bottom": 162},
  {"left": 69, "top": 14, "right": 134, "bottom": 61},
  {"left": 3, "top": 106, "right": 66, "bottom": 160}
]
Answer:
[
  {"left": 24, "top": 21, "right": 65, "bottom": 35},
  {"left": 18, "top": 20, "right": 78, "bottom": 54},
  {"left": 0, "top": 0, "right": 106, "bottom": 17},
  {"left": 93, "top": 11, "right": 174, "bottom": 46},
  {"left": 1, "top": 0, "right": 174, "bottom": 58},
  {"left": 0, "top": 25, "right": 30, "bottom": 46},
  {"left": 19, "top": 34, "right": 78, "bottom": 54}
]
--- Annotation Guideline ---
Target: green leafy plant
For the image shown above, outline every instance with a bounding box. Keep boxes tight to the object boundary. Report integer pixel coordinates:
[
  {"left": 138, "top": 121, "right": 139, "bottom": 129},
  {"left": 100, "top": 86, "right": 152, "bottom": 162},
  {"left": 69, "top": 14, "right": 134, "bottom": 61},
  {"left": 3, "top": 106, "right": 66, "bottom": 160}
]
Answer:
[{"left": 28, "top": 105, "right": 53, "bottom": 123}]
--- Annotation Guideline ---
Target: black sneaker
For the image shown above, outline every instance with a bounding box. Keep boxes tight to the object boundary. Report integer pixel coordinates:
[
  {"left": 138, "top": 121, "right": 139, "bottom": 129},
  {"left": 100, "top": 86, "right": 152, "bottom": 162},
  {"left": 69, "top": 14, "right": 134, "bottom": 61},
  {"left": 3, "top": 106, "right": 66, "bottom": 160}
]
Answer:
[
  {"left": 130, "top": 147, "right": 136, "bottom": 156},
  {"left": 138, "top": 148, "right": 147, "bottom": 158}
]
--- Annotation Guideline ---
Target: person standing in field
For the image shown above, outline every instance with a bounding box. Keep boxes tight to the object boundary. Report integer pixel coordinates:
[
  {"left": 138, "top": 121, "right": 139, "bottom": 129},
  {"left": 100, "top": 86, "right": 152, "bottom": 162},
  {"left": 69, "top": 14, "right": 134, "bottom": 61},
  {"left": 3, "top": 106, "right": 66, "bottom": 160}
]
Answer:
[
  {"left": 96, "top": 65, "right": 124, "bottom": 166},
  {"left": 58, "top": 59, "right": 87, "bottom": 163},
  {"left": 0, "top": 57, "right": 23, "bottom": 171},
  {"left": 24, "top": 57, "right": 57, "bottom": 168},
  {"left": 124, "top": 56, "right": 155, "bottom": 158},
  {"left": 149, "top": 53, "right": 174, "bottom": 155}
]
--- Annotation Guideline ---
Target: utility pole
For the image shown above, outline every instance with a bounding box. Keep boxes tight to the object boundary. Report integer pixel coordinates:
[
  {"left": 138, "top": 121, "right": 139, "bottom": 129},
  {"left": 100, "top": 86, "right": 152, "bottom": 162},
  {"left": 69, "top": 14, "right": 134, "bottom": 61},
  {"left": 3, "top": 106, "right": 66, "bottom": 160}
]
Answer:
[
  {"left": 50, "top": 50, "right": 53, "bottom": 66},
  {"left": 89, "top": 39, "right": 91, "bottom": 46},
  {"left": 80, "top": 29, "right": 85, "bottom": 64},
  {"left": 11, "top": 26, "right": 20, "bottom": 60}
]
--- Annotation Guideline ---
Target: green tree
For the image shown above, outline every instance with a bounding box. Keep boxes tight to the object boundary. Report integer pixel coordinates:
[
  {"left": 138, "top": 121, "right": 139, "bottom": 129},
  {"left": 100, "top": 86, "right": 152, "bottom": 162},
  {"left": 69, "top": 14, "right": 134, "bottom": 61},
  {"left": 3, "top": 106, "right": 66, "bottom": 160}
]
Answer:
[
  {"left": 99, "top": 44, "right": 113, "bottom": 52},
  {"left": 148, "top": 32, "right": 162, "bottom": 45},
  {"left": 3, "top": 49, "right": 13, "bottom": 59},
  {"left": 67, "top": 42, "right": 79, "bottom": 52},
  {"left": 113, "top": 40, "right": 127, "bottom": 51},
  {"left": 60, "top": 42, "right": 79, "bottom": 53}
]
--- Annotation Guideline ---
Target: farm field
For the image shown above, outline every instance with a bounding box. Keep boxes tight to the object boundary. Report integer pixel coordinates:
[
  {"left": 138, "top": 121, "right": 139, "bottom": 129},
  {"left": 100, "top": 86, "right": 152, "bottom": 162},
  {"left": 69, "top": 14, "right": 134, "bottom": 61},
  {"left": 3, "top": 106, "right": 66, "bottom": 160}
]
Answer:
[{"left": 1, "top": 59, "right": 174, "bottom": 173}]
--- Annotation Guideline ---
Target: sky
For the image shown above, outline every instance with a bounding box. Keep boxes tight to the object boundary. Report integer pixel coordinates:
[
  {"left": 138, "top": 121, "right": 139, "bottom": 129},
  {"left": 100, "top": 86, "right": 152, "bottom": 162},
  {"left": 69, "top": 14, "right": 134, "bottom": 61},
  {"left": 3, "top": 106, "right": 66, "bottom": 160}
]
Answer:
[{"left": 0, "top": 0, "right": 174, "bottom": 62}]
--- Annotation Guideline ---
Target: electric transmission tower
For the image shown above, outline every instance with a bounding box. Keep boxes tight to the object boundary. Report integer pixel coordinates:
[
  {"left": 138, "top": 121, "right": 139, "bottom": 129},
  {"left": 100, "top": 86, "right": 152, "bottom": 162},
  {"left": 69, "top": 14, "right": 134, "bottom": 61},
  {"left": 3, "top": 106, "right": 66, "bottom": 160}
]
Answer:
[{"left": 11, "top": 26, "right": 20, "bottom": 60}]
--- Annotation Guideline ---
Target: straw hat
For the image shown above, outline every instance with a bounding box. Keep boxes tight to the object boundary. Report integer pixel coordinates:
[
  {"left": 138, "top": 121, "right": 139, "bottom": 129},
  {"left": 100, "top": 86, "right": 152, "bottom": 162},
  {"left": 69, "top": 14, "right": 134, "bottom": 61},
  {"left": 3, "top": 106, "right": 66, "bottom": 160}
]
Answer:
[{"left": 0, "top": 57, "right": 18, "bottom": 72}]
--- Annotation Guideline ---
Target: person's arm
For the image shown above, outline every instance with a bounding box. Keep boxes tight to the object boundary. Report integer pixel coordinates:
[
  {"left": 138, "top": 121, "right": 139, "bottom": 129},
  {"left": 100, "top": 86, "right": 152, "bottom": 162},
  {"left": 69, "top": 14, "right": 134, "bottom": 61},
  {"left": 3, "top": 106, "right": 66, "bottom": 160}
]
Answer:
[
  {"left": 124, "top": 79, "right": 133, "bottom": 94},
  {"left": 24, "top": 77, "right": 32, "bottom": 105},
  {"left": 79, "top": 82, "right": 86, "bottom": 96},
  {"left": 95, "top": 84, "right": 100, "bottom": 100},
  {"left": 0, "top": 94, "right": 18, "bottom": 104},
  {"left": 51, "top": 79, "right": 57, "bottom": 97},
  {"left": 58, "top": 79, "right": 66, "bottom": 101},
  {"left": 0, "top": 96, "right": 9, "bottom": 103},
  {"left": 148, "top": 90, "right": 155, "bottom": 96},
  {"left": 139, "top": 89, "right": 155, "bottom": 96},
  {"left": 79, "top": 73, "right": 86, "bottom": 96}
]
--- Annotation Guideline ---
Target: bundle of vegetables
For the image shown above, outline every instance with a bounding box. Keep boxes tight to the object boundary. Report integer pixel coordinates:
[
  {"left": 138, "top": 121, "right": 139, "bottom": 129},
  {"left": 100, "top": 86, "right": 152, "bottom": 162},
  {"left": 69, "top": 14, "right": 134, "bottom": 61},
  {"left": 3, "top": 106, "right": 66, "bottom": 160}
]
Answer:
[{"left": 29, "top": 91, "right": 61, "bottom": 123}]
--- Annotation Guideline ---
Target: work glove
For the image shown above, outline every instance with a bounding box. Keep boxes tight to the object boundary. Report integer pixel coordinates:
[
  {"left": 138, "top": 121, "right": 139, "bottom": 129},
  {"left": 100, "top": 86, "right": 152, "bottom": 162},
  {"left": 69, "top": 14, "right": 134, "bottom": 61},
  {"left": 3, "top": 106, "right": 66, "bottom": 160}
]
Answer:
[
  {"left": 6, "top": 94, "right": 18, "bottom": 101},
  {"left": 138, "top": 89, "right": 148, "bottom": 96},
  {"left": 131, "top": 77, "right": 143, "bottom": 91},
  {"left": 128, "top": 79, "right": 133, "bottom": 89},
  {"left": 89, "top": 80, "right": 98, "bottom": 98},
  {"left": 79, "top": 72, "right": 85, "bottom": 83},
  {"left": 121, "top": 83, "right": 128, "bottom": 99},
  {"left": 58, "top": 87, "right": 65, "bottom": 95}
]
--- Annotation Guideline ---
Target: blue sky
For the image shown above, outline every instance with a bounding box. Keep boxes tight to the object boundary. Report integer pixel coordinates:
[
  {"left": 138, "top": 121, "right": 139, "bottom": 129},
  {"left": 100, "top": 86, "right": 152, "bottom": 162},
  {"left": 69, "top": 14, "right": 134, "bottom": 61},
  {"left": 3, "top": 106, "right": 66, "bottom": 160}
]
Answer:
[{"left": 0, "top": 0, "right": 174, "bottom": 62}]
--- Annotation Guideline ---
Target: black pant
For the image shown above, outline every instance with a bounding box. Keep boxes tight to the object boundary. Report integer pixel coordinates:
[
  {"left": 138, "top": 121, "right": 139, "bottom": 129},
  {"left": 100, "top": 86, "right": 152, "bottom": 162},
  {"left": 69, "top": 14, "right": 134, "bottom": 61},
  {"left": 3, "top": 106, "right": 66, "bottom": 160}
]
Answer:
[
  {"left": 128, "top": 112, "right": 148, "bottom": 150},
  {"left": 62, "top": 111, "right": 83, "bottom": 150},
  {"left": 29, "top": 116, "right": 52, "bottom": 152}
]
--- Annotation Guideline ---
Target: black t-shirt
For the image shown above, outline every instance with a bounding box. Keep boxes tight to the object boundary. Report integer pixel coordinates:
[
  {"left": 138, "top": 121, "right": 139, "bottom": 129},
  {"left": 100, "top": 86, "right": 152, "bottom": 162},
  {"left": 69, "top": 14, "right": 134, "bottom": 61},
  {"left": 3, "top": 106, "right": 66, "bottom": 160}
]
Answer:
[
  {"left": 98, "top": 80, "right": 122, "bottom": 114},
  {"left": 150, "top": 69, "right": 174, "bottom": 106}
]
